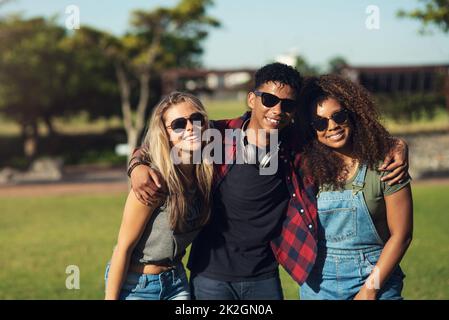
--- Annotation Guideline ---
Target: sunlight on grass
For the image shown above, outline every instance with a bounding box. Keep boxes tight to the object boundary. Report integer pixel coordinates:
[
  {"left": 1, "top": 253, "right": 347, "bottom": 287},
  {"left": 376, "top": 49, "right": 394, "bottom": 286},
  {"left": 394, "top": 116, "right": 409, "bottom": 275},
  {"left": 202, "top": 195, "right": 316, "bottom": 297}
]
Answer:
[
  {"left": 0, "top": 184, "right": 448, "bottom": 299},
  {"left": 382, "top": 109, "right": 449, "bottom": 134}
]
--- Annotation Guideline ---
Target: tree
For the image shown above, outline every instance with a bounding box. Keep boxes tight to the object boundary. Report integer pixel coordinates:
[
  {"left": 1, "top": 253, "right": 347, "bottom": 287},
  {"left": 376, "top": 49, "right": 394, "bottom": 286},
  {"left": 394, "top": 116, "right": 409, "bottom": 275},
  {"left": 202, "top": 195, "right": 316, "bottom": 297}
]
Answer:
[
  {"left": 0, "top": 15, "right": 120, "bottom": 159},
  {"left": 295, "top": 55, "right": 319, "bottom": 76},
  {"left": 60, "top": 30, "right": 121, "bottom": 122},
  {"left": 398, "top": 0, "right": 449, "bottom": 34},
  {"left": 376, "top": 92, "right": 446, "bottom": 122},
  {"left": 327, "top": 56, "right": 348, "bottom": 74},
  {"left": 398, "top": 0, "right": 449, "bottom": 116},
  {"left": 71, "top": 0, "right": 220, "bottom": 163},
  {"left": 0, "top": 16, "right": 66, "bottom": 158},
  {"left": 118, "top": 0, "right": 220, "bottom": 162}
]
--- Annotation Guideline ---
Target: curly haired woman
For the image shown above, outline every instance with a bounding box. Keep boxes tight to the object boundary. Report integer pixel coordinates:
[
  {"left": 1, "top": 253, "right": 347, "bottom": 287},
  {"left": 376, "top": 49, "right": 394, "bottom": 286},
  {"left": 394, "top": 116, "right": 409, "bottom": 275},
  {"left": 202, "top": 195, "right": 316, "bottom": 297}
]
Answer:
[{"left": 297, "top": 75, "right": 413, "bottom": 300}]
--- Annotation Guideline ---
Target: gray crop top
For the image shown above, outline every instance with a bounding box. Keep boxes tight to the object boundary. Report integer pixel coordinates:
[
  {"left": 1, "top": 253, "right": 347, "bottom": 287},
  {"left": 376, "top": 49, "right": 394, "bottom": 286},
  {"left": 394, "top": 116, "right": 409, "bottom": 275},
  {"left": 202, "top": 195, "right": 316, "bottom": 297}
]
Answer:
[{"left": 130, "top": 194, "right": 204, "bottom": 266}]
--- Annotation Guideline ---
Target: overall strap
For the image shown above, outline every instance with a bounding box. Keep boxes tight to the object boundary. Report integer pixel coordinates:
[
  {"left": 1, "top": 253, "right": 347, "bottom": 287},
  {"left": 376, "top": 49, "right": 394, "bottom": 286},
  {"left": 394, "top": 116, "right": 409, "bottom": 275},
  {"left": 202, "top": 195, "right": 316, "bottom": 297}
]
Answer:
[{"left": 352, "top": 163, "right": 368, "bottom": 194}]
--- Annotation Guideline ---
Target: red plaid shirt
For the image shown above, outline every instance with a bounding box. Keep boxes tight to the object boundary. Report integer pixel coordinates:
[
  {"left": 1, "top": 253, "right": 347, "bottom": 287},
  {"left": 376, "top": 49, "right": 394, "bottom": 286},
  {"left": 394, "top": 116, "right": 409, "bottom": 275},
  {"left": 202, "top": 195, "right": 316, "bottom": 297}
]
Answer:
[{"left": 211, "top": 112, "right": 318, "bottom": 285}]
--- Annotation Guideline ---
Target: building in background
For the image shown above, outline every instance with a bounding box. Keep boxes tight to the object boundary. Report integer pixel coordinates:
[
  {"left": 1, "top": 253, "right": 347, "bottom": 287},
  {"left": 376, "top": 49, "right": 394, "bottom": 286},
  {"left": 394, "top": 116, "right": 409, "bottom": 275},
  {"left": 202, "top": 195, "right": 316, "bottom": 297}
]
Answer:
[
  {"left": 341, "top": 64, "right": 449, "bottom": 112},
  {"left": 161, "top": 68, "right": 255, "bottom": 100},
  {"left": 160, "top": 63, "right": 449, "bottom": 112}
]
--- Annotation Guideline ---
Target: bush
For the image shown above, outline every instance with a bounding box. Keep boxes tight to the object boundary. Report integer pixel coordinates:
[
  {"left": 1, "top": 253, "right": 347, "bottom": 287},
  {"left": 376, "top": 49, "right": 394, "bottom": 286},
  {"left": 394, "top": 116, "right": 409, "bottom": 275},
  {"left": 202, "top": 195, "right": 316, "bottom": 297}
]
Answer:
[
  {"left": 0, "top": 128, "right": 128, "bottom": 168},
  {"left": 375, "top": 92, "right": 446, "bottom": 122}
]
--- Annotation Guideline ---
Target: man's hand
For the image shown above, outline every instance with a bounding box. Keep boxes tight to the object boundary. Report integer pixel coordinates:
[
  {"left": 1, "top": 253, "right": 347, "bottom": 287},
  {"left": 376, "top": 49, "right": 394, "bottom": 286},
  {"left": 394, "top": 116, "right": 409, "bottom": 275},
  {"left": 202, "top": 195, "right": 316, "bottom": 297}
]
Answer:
[
  {"left": 380, "top": 138, "right": 409, "bottom": 186},
  {"left": 130, "top": 164, "right": 168, "bottom": 206}
]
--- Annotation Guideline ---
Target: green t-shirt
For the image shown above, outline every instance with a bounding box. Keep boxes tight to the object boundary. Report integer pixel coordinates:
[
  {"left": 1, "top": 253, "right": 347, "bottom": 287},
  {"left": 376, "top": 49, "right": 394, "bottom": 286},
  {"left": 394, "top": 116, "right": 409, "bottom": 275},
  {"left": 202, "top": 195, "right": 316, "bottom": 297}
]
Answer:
[{"left": 320, "top": 163, "right": 411, "bottom": 243}]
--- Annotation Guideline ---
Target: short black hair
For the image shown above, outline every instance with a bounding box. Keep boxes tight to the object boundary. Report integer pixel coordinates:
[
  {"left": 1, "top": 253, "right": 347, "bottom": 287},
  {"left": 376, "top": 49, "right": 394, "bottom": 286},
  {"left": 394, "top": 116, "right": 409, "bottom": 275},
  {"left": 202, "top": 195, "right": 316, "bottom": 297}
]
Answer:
[{"left": 254, "top": 62, "right": 303, "bottom": 98}]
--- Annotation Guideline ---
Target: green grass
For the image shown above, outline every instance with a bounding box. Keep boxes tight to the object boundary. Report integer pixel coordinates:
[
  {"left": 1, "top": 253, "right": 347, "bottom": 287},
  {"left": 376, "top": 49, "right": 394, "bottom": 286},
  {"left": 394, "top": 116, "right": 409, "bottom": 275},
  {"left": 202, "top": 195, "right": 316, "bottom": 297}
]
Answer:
[
  {"left": 381, "top": 109, "right": 449, "bottom": 134},
  {"left": 0, "top": 184, "right": 448, "bottom": 299},
  {"left": 204, "top": 98, "right": 248, "bottom": 120},
  {"left": 0, "top": 195, "right": 126, "bottom": 299},
  {"left": 399, "top": 184, "right": 449, "bottom": 299}
]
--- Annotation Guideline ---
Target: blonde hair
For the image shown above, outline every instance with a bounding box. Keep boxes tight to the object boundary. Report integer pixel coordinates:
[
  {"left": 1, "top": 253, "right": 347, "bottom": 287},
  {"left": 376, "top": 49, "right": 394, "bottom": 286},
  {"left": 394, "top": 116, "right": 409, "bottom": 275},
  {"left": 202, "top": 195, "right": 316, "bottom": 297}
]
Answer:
[{"left": 141, "top": 91, "right": 213, "bottom": 232}]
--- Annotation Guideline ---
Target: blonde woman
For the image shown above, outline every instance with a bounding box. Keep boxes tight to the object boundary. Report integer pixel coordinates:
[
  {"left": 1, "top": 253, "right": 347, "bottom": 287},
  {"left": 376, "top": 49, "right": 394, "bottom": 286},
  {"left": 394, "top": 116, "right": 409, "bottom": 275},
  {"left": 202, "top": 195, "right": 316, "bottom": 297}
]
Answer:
[{"left": 105, "top": 92, "right": 213, "bottom": 300}]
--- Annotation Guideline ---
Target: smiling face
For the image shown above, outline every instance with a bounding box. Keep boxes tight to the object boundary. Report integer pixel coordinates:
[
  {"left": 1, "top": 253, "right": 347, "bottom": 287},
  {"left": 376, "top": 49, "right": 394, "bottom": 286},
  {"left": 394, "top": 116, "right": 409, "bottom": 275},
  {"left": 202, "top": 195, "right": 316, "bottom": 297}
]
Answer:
[
  {"left": 313, "top": 97, "right": 352, "bottom": 151},
  {"left": 164, "top": 101, "right": 204, "bottom": 155},
  {"left": 247, "top": 81, "right": 296, "bottom": 133}
]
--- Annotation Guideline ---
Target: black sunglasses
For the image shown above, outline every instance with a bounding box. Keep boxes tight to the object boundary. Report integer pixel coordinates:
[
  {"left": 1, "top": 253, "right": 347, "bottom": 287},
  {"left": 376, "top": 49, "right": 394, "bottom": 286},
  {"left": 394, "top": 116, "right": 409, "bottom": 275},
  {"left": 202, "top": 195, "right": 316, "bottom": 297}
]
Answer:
[
  {"left": 166, "top": 112, "right": 205, "bottom": 133},
  {"left": 253, "top": 91, "right": 297, "bottom": 113},
  {"left": 311, "top": 109, "right": 349, "bottom": 132}
]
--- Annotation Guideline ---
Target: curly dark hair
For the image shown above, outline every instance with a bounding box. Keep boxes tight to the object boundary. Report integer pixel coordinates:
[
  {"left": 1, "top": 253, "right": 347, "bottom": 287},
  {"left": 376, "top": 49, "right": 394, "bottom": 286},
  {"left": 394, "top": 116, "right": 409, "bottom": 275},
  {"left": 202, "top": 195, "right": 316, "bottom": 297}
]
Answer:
[
  {"left": 254, "top": 63, "right": 303, "bottom": 98},
  {"left": 297, "top": 74, "right": 395, "bottom": 189}
]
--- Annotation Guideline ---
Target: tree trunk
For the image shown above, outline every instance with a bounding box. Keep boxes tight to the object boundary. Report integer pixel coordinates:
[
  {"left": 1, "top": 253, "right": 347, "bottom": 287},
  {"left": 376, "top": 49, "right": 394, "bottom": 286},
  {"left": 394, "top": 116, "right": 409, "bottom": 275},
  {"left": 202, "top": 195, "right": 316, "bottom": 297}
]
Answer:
[
  {"left": 134, "top": 72, "right": 151, "bottom": 144},
  {"left": 43, "top": 115, "right": 56, "bottom": 138},
  {"left": 126, "top": 128, "right": 139, "bottom": 191},
  {"left": 23, "top": 122, "right": 38, "bottom": 161},
  {"left": 115, "top": 63, "right": 133, "bottom": 133},
  {"left": 115, "top": 63, "right": 151, "bottom": 164},
  {"left": 115, "top": 62, "right": 153, "bottom": 193},
  {"left": 127, "top": 128, "right": 139, "bottom": 165}
]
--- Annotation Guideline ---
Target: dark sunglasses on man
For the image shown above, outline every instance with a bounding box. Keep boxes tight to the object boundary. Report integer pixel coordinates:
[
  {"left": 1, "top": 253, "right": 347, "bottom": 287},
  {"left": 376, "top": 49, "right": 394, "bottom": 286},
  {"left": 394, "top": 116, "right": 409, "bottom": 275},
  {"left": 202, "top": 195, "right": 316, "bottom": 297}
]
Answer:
[
  {"left": 166, "top": 112, "right": 205, "bottom": 133},
  {"left": 253, "top": 91, "right": 297, "bottom": 113},
  {"left": 311, "top": 109, "right": 349, "bottom": 132}
]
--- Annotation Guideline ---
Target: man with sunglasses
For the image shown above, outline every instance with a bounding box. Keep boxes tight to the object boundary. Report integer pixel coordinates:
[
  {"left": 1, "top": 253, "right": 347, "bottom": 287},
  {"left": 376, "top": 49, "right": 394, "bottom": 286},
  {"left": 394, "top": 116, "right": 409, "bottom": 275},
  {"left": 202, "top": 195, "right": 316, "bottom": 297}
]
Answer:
[{"left": 127, "top": 63, "right": 409, "bottom": 300}]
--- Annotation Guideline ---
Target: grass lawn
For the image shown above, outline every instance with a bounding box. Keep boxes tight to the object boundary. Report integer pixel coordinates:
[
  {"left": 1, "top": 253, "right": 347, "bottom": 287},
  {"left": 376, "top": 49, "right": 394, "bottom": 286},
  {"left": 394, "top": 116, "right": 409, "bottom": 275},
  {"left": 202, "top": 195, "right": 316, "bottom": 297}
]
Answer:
[{"left": 0, "top": 183, "right": 448, "bottom": 299}]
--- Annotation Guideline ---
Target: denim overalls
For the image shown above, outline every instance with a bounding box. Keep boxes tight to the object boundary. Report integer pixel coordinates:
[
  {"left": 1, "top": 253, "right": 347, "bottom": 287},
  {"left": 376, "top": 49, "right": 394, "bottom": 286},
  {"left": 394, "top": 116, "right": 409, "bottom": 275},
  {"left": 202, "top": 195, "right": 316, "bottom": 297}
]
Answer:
[{"left": 300, "top": 164, "right": 405, "bottom": 300}]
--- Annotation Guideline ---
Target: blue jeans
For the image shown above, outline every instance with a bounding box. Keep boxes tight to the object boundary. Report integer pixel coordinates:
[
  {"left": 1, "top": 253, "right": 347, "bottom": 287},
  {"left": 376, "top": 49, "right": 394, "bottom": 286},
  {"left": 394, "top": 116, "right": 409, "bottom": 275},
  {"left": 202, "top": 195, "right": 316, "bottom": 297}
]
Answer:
[
  {"left": 104, "top": 263, "right": 190, "bottom": 300},
  {"left": 190, "top": 273, "right": 284, "bottom": 300}
]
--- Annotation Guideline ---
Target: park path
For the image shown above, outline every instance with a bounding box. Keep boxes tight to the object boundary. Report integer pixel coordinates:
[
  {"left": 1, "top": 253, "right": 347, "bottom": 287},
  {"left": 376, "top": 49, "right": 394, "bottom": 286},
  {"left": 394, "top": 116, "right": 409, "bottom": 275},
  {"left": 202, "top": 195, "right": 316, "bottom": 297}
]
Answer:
[
  {"left": 0, "top": 165, "right": 128, "bottom": 197},
  {"left": 0, "top": 181, "right": 128, "bottom": 197}
]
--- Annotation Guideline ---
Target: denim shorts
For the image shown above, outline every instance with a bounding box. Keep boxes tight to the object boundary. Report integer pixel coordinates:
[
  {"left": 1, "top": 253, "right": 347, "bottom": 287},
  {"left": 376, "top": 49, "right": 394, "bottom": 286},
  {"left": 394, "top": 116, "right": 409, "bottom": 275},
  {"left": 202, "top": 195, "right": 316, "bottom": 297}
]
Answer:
[{"left": 104, "top": 263, "right": 190, "bottom": 300}]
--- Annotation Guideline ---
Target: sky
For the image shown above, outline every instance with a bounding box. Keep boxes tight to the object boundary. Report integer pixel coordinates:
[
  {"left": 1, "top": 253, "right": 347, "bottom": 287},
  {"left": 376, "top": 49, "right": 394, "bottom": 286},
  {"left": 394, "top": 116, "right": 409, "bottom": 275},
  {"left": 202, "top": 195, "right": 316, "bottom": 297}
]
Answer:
[{"left": 2, "top": 0, "right": 449, "bottom": 70}]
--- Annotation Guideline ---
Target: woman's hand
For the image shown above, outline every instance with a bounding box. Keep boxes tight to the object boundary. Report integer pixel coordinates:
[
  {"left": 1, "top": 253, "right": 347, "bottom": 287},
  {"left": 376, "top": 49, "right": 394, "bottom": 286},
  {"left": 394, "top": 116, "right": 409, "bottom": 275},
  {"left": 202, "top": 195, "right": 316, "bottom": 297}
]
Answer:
[{"left": 354, "top": 286, "right": 377, "bottom": 300}]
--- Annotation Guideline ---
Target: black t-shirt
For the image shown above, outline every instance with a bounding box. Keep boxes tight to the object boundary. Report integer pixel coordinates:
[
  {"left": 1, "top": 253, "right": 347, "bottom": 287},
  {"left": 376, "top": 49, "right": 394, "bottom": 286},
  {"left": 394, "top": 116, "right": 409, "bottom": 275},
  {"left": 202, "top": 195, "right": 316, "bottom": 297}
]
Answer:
[{"left": 187, "top": 161, "right": 290, "bottom": 281}]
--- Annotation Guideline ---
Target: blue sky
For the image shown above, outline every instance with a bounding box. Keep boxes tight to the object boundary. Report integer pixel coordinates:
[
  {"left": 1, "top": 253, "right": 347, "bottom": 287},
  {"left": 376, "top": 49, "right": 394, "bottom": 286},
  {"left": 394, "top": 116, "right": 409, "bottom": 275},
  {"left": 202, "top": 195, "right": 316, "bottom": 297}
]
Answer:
[{"left": 2, "top": 0, "right": 449, "bottom": 69}]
